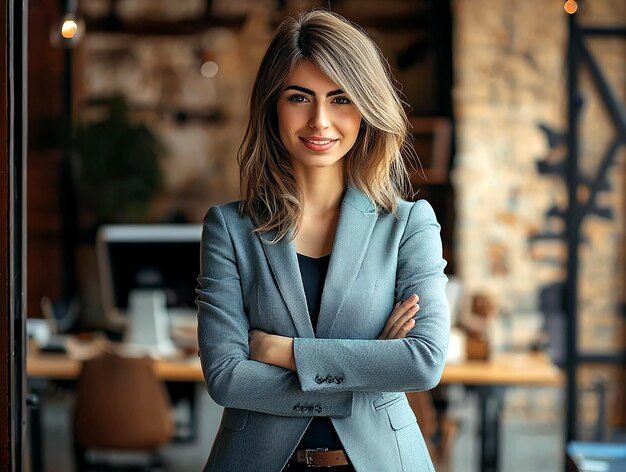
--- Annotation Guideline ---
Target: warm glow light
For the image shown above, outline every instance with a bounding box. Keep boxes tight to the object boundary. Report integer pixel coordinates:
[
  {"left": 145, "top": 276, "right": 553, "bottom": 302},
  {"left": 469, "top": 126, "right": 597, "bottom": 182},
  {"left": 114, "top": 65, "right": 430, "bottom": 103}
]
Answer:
[
  {"left": 564, "top": 0, "right": 578, "bottom": 14},
  {"left": 61, "top": 19, "right": 78, "bottom": 38},
  {"left": 201, "top": 61, "right": 219, "bottom": 78},
  {"left": 50, "top": 13, "right": 84, "bottom": 48}
]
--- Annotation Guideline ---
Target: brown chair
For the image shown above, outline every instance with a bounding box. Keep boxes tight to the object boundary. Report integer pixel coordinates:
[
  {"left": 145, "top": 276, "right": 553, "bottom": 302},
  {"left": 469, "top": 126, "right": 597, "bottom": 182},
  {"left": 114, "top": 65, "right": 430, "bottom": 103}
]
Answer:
[{"left": 73, "top": 350, "right": 175, "bottom": 471}]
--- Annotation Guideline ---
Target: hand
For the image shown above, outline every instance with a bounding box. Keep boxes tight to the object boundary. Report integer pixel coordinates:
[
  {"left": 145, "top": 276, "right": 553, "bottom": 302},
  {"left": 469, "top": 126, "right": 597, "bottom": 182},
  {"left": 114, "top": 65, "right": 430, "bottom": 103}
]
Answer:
[
  {"left": 378, "top": 294, "right": 420, "bottom": 340},
  {"left": 249, "top": 329, "right": 296, "bottom": 371}
]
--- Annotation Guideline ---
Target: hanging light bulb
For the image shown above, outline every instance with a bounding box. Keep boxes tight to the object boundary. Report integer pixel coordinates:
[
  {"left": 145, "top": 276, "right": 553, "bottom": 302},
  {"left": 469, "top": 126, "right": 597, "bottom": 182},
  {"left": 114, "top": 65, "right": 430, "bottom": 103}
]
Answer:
[
  {"left": 564, "top": 0, "right": 578, "bottom": 14},
  {"left": 50, "top": 12, "right": 85, "bottom": 48},
  {"left": 61, "top": 17, "right": 79, "bottom": 39}
]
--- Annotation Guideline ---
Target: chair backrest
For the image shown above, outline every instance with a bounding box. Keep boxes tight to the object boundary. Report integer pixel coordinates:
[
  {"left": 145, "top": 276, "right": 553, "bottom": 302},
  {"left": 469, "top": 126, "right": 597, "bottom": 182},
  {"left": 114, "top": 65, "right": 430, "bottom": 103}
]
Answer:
[{"left": 73, "top": 351, "right": 174, "bottom": 450}]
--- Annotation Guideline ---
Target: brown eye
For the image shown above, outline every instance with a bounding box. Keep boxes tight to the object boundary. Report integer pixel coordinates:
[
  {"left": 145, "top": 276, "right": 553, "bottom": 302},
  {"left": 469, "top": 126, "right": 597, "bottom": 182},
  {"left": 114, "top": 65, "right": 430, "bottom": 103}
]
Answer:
[
  {"left": 287, "top": 94, "right": 309, "bottom": 103},
  {"left": 332, "top": 96, "right": 352, "bottom": 105}
]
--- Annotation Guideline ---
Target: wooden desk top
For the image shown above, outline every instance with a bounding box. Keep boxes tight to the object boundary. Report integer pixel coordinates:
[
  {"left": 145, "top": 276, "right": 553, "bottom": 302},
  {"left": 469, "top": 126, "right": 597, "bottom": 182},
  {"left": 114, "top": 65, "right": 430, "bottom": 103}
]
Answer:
[
  {"left": 441, "top": 352, "right": 564, "bottom": 386},
  {"left": 27, "top": 353, "right": 205, "bottom": 382},
  {"left": 28, "top": 350, "right": 563, "bottom": 387}
]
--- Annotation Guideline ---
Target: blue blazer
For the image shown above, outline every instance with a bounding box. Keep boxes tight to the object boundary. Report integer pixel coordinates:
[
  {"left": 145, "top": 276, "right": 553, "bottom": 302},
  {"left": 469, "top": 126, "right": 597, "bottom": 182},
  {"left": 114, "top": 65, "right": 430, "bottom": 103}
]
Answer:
[{"left": 196, "top": 184, "right": 449, "bottom": 471}]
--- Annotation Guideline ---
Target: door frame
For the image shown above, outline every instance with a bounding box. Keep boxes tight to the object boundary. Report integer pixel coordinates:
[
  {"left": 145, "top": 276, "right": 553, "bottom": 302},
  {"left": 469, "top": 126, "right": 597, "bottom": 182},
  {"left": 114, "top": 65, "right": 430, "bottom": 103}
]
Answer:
[{"left": 2, "top": 0, "right": 28, "bottom": 470}]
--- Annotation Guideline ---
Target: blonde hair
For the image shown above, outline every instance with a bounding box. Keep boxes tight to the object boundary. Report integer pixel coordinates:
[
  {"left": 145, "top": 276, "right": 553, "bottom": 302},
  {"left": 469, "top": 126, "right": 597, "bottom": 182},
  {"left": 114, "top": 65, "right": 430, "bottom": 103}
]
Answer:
[{"left": 238, "top": 9, "right": 415, "bottom": 243}]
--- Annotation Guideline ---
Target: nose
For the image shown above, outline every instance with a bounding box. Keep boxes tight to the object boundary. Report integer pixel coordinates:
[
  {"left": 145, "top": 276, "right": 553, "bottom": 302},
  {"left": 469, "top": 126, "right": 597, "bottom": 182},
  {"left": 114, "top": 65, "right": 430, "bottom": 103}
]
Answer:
[{"left": 309, "top": 103, "right": 330, "bottom": 130}]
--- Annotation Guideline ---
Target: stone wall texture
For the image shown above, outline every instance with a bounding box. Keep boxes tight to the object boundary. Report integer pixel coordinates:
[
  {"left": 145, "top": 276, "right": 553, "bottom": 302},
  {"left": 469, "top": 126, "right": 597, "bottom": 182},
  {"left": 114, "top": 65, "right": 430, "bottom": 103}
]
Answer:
[{"left": 453, "top": 0, "right": 625, "bottom": 433}]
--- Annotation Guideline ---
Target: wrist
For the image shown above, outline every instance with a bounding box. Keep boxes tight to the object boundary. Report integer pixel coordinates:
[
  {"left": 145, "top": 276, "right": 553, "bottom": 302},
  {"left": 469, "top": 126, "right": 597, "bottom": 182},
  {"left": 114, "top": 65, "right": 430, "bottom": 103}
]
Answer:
[{"left": 268, "top": 334, "right": 295, "bottom": 371}]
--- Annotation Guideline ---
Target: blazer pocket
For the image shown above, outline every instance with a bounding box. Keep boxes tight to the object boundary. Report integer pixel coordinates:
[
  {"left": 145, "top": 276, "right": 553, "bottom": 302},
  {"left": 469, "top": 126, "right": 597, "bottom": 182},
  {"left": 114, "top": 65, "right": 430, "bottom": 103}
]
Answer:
[
  {"left": 372, "top": 392, "right": 405, "bottom": 411},
  {"left": 386, "top": 400, "right": 417, "bottom": 430},
  {"left": 223, "top": 408, "right": 249, "bottom": 432},
  {"left": 386, "top": 400, "right": 434, "bottom": 472}
]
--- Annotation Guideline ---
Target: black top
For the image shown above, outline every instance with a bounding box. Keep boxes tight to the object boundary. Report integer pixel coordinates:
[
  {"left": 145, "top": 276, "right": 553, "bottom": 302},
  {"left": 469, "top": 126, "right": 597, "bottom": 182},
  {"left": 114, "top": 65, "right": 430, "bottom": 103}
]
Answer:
[{"left": 295, "top": 252, "right": 343, "bottom": 450}]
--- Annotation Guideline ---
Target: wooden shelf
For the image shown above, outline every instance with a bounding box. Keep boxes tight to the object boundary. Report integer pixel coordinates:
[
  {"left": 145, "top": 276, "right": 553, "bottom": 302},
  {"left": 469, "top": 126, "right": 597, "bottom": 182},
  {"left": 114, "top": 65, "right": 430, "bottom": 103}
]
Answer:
[{"left": 83, "top": 15, "right": 246, "bottom": 36}]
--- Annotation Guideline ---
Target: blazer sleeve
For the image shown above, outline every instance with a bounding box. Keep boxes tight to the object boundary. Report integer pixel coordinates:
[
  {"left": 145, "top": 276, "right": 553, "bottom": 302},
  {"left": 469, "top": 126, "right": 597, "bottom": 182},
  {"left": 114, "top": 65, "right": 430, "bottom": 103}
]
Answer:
[
  {"left": 293, "top": 200, "right": 449, "bottom": 393},
  {"left": 196, "top": 206, "right": 354, "bottom": 417}
]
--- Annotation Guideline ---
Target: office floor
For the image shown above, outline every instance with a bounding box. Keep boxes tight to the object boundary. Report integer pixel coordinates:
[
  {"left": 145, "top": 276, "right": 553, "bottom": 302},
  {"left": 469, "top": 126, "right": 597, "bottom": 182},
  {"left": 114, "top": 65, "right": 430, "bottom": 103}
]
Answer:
[
  {"left": 31, "top": 384, "right": 563, "bottom": 472},
  {"left": 447, "top": 386, "right": 564, "bottom": 472}
]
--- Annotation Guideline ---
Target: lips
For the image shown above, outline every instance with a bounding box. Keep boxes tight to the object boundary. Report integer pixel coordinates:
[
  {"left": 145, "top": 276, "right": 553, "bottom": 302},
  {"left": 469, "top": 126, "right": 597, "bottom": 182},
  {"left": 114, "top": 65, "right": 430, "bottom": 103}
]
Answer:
[{"left": 299, "top": 136, "right": 338, "bottom": 152}]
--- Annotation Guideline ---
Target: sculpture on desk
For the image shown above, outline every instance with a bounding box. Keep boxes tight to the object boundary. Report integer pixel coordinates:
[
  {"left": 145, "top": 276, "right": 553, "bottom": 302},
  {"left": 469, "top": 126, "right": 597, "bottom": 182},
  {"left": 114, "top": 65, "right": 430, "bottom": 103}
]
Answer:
[{"left": 461, "top": 293, "right": 496, "bottom": 361}]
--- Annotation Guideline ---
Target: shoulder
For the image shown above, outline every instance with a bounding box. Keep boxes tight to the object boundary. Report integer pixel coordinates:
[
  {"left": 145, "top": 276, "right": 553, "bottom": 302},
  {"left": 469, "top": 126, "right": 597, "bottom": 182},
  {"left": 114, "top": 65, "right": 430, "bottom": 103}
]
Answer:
[
  {"left": 201, "top": 200, "right": 254, "bottom": 236},
  {"left": 397, "top": 199, "right": 440, "bottom": 240},
  {"left": 392, "top": 197, "right": 437, "bottom": 223},
  {"left": 406, "top": 199, "right": 437, "bottom": 222},
  {"left": 202, "top": 199, "right": 245, "bottom": 223}
]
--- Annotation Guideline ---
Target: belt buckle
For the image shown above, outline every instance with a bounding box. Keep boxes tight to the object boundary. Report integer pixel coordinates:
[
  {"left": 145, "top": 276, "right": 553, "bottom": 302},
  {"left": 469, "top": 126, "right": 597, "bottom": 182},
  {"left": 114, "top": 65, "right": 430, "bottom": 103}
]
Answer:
[{"left": 305, "top": 448, "right": 329, "bottom": 467}]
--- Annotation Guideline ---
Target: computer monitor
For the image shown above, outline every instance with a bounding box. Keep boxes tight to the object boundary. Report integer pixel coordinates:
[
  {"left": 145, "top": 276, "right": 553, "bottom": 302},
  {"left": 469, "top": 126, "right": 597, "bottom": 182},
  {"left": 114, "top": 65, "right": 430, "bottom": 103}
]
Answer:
[{"left": 96, "top": 224, "right": 202, "bottom": 356}]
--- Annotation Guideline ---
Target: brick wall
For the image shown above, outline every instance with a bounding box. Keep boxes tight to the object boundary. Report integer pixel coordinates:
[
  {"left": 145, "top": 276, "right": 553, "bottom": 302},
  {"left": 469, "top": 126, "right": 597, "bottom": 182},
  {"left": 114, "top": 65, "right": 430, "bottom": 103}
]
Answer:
[{"left": 453, "top": 0, "right": 625, "bottom": 433}]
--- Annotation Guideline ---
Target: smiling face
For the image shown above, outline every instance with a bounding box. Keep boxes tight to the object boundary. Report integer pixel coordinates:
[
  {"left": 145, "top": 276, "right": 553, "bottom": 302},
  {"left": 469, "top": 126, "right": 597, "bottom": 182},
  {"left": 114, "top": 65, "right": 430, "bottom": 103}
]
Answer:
[{"left": 276, "top": 61, "right": 362, "bottom": 177}]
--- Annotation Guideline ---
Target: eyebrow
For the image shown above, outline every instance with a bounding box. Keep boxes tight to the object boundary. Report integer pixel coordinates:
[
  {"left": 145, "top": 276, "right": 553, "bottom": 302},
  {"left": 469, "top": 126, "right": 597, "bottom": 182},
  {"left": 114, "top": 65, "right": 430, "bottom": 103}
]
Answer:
[{"left": 284, "top": 85, "right": 345, "bottom": 97}]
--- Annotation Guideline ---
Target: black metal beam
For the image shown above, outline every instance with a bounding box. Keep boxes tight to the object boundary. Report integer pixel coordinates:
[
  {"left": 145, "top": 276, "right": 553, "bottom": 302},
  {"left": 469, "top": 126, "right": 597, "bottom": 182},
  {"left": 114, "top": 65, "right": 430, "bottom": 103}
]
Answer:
[
  {"left": 577, "top": 30, "right": 626, "bottom": 136},
  {"left": 579, "top": 138, "right": 623, "bottom": 221},
  {"left": 8, "top": 0, "right": 28, "bottom": 470},
  {"left": 564, "top": 12, "right": 626, "bottom": 467},
  {"left": 83, "top": 16, "right": 247, "bottom": 36},
  {"left": 565, "top": 11, "right": 581, "bottom": 447},
  {"left": 577, "top": 352, "right": 626, "bottom": 364},
  {"left": 580, "top": 26, "right": 626, "bottom": 36}
]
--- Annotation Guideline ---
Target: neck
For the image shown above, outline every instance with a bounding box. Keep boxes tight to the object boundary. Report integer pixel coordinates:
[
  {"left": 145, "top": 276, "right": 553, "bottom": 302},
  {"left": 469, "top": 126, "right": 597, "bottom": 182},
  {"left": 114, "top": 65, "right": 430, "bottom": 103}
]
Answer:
[{"left": 295, "top": 167, "right": 345, "bottom": 217}]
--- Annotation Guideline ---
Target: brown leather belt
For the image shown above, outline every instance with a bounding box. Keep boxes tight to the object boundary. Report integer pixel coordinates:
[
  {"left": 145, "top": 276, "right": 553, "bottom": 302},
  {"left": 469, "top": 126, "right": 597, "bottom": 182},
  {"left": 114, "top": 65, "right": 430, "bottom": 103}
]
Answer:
[{"left": 290, "top": 448, "right": 349, "bottom": 467}]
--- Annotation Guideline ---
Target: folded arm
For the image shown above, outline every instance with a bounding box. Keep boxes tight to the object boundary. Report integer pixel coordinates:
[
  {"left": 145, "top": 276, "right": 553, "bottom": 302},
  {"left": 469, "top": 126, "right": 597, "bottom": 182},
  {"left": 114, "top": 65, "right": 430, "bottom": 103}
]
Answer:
[
  {"left": 196, "top": 206, "right": 353, "bottom": 417},
  {"left": 255, "top": 201, "right": 450, "bottom": 393}
]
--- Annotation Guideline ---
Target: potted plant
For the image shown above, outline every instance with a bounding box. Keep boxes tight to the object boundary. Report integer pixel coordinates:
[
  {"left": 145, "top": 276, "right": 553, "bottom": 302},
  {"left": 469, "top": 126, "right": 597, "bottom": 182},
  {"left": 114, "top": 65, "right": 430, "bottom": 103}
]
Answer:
[{"left": 71, "top": 95, "right": 165, "bottom": 227}]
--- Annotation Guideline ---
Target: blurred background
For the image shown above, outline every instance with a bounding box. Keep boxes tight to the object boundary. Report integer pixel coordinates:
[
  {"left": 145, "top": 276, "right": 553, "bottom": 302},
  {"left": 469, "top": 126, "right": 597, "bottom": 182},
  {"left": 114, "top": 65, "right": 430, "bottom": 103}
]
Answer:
[{"left": 17, "top": 0, "right": 626, "bottom": 471}]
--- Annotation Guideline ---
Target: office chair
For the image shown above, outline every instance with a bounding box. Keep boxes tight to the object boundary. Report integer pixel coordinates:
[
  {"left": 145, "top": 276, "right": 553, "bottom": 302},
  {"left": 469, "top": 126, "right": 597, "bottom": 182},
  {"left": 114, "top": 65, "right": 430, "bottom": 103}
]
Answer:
[{"left": 73, "top": 350, "right": 174, "bottom": 471}]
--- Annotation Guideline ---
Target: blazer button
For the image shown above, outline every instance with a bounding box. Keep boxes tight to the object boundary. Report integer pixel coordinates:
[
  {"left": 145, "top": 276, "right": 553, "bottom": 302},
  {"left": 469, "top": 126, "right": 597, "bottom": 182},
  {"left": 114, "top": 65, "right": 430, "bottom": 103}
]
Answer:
[
  {"left": 315, "top": 405, "right": 322, "bottom": 413},
  {"left": 334, "top": 377, "right": 343, "bottom": 384},
  {"left": 325, "top": 375, "right": 334, "bottom": 384},
  {"left": 315, "top": 375, "right": 325, "bottom": 384}
]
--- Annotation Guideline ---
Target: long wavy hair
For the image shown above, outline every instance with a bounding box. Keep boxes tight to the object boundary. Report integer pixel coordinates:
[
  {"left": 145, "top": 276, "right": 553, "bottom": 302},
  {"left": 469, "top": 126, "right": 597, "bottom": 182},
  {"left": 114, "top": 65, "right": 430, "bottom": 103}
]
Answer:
[{"left": 238, "top": 9, "right": 415, "bottom": 243}]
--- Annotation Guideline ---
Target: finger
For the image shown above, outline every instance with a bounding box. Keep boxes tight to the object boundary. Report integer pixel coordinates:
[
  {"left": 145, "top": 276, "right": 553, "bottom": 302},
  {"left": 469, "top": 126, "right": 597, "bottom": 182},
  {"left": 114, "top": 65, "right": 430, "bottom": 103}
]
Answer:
[
  {"left": 387, "top": 298, "right": 414, "bottom": 327},
  {"left": 379, "top": 304, "right": 401, "bottom": 339},
  {"left": 381, "top": 295, "right": 418, "bottom": 337},
  {"left": 392, "top": 302, "right": 419, "bottom": 333},
  {"left": 395, "top": 318, "right": 416, "bottom": 338},
  {"left": 387, "top": 304, "right": 419, "bottom": 338},
  {"left": 381, "top": 298, "right": 418, "bottom": 339}
]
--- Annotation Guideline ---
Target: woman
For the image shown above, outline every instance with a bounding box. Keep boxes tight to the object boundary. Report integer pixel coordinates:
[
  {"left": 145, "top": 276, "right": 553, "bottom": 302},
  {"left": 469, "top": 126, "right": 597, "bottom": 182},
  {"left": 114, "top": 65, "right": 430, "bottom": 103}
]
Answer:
[{"left": 196, "top": 9, "right": 449, "bottom": 472}]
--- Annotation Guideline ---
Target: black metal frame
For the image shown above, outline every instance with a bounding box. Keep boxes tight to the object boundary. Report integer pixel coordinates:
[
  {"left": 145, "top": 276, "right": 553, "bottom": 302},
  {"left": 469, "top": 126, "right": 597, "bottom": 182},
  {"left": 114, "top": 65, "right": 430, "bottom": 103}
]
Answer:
[
  {"left": 7, "top": 0, "right": 28, "bottom": 470},
  {"left": 565, "top": 6, "right": 626, "bottom": 453}
]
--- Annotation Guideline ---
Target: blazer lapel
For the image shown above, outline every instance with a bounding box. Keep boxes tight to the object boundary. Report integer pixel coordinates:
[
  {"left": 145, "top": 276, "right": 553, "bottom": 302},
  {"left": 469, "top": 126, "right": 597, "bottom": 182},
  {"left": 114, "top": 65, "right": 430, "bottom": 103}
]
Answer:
[
  {"left": 260, "top": 226, "right": 315, "bottom": 339},
  {"left": 259, "top": 185, "right": 378, "bottom": 339},
  {"left": 316, "top": 185, "right": 377, "bottom": 338}
]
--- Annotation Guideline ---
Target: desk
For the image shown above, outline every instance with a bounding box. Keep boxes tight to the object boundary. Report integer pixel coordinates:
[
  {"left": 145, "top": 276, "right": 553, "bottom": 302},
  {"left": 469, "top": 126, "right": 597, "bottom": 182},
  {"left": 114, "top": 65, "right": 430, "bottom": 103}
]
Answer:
[
  {"left": 27, "top": 351, "right": 204, "bottom": 472},
  {"left": 441, "top": 352, "right": 563, "bottom": 386},
  {"left": 27, "top": 353, "right": 204, "bottom": 382},
  {"left": 441, "top": 352, "right": 564, "bottom": 472},
  {"left": 28, "top": 351, "right": 562, "bottom": 384},
  {"left": 27, "top": 351, "right": 562, "bottom": 472}
]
